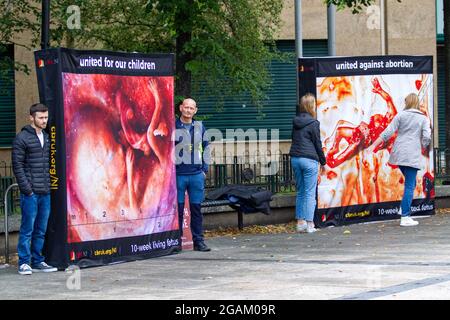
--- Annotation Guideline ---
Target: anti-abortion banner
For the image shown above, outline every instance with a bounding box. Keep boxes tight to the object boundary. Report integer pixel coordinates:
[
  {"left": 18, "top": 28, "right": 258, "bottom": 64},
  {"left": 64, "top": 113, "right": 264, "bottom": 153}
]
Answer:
[
  {"left": 35, "top": 48, "right": 180, "bottom": 269},
  {"left": 298, "top": 56, "right": 435, "bottom": 227}
]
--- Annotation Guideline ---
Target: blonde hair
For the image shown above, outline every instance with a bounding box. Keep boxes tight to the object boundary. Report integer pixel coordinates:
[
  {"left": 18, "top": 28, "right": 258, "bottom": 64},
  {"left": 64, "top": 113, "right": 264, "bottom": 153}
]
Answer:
[
  {"left": 404, "top": 93, "right": 420, "bottom": 110},
  {"left": 298, "top": 93, "right": 316, "bottom": 118}
]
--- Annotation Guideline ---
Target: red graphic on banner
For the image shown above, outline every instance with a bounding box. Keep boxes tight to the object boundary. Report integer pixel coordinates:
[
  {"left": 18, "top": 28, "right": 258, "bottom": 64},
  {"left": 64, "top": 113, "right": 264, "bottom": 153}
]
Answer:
[
  {"left": 318, "top": 73, "right": 434, "bottom": 208},
  {"left": 325, "top": 77, "right": 397, "bottom": 168}
]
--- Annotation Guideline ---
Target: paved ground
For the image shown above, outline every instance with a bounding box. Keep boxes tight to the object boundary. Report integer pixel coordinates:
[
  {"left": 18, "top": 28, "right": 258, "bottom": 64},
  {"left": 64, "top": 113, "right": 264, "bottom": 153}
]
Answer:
[{"left": 1, "top": 213, "right": 450, "bottom": 300}]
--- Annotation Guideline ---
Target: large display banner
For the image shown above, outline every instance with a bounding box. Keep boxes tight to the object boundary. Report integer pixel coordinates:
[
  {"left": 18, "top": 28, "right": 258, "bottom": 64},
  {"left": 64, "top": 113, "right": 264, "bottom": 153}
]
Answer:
[
  {"left": 299, "top": 56, "right": 435, "bottom": 227},
  {"left": 35, "top": 48, "right": 180, "bottom": 269}
]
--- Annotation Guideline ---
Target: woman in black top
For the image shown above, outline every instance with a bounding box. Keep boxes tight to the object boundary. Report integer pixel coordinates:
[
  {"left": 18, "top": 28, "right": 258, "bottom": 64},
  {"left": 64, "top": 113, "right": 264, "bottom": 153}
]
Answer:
[{"left": 289, "top": 93, "right": 326, "bottom": 233}]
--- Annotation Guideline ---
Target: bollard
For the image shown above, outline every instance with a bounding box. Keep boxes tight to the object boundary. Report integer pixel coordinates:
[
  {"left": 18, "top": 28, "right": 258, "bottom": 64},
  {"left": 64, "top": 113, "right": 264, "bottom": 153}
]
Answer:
[{"left": 2, "top": 183, "right": 18, "bottom": 266}]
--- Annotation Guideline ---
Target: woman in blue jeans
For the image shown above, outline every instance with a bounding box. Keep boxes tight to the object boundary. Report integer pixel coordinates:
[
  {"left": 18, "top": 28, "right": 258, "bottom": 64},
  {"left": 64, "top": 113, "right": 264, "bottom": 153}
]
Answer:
[
  {"left": 369, "top": 93, "right": 432, "bottom": 227},
  {"left": 289, "top": 94, "right": 327, "bottom": 233}
]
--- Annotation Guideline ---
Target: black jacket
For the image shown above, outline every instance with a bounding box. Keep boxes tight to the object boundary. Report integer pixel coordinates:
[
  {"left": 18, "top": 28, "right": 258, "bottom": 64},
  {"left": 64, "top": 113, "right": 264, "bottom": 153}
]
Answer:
[
  {"left": 206, "top": 185, "right": 273, "bottom": 215},
  {"left": 12, "top": 125, "right": 50, "bottom": 195},
  {"left": 289, "top": 112, "right": 326, "bottom": 165}
]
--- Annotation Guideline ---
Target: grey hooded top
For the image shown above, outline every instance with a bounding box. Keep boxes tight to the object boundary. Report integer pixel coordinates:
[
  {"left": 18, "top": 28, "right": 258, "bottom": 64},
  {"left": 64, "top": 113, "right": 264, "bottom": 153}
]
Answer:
[{"left": 380, "top": 109, "right": 432, "bottom": 170}]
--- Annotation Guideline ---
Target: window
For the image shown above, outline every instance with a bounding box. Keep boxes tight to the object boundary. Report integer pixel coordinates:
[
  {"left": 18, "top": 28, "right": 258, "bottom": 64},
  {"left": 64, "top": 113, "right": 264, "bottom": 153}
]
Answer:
[
  {"left": 195, "top": 40, "right": 329, "bottom": 140},
  {"left": 0, "top": 44, "right": 16, "bottom": 147}
]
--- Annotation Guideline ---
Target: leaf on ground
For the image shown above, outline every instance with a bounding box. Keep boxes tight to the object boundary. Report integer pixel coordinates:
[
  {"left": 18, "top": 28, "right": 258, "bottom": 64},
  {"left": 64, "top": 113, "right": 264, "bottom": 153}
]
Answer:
[
  {"left": 204, "top": 221, "right": 297, "bottom": 238},
  {"left": 0, "top": 253, "right": 18, "bottom": 265}
]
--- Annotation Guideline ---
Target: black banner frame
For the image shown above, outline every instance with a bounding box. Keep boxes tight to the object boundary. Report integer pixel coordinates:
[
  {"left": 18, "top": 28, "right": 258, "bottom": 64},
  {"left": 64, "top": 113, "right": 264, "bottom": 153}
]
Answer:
[
  {"left": 298, "top": 55, "right": 435, "bottom": 228},
  {"left": 35, "top": 48, "right": 179, "bottom": 269}
]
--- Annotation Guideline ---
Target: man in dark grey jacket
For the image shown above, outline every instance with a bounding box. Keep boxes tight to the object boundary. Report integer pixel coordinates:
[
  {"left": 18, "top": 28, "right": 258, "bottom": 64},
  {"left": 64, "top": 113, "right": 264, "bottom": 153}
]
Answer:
[{"left": 12, "top": 103, "right": 57, "bottom": 275}]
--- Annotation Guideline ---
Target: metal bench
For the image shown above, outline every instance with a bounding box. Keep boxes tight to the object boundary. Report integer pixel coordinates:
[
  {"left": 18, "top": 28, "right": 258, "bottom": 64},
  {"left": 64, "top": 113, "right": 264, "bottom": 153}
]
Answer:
[{"left": 201, "top": 199, "right": 245, "bottom": 230}]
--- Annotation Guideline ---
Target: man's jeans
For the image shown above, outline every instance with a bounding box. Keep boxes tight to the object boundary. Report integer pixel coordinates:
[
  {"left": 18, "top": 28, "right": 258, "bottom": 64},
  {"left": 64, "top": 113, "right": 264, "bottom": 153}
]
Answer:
[
  {"left": 291, "top": 157, "right": 319, "bottom": 222},
  {"left": 18, "top": 193, "right": 51, "bottom": 266},
  {"left": 176, "top": 173, "right": 205, "bottom": 244},
  {"left": 398, "top": 166, "right": 419, "bottom": 217}
]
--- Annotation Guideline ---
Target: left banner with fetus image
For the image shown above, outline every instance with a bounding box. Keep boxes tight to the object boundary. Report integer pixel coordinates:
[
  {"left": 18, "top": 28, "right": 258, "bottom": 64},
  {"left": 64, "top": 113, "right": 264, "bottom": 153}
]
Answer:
[{"left": 35, "top": 48, "right": 179, "bottom": 269}]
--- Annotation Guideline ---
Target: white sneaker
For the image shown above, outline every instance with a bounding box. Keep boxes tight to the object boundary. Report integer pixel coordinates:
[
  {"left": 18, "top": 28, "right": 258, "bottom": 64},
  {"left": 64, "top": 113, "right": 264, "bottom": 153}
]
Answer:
[
  {"left": 400, "top": 216, "right": 419, "bottom": 227},
  {"left": 296, "top": 223, "right": 307, "bottom": 233},
  {"left": 18, "top": 264, "right": 32, "bottom": 275},
  {"left": 306, "top": 226, "right": 317, "bottom": 233}
]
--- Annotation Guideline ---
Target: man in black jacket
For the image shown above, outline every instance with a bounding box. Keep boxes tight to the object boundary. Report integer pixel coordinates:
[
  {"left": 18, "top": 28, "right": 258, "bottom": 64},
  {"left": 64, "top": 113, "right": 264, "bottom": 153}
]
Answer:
[{"left": 12, "top": 103, "right": 57, "bottom": 275}]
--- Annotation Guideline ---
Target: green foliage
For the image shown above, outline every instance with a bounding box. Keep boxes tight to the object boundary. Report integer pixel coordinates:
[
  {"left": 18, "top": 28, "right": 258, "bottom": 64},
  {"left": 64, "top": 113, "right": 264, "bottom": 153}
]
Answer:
[
  {"left": 49, "top": 0, "right": 284, "bottom": 111},
  {"left": 0, "top": 0, "right": 40, "bottom": 44},
  {"left": 324, "top": 0, "right": 401, "bottom": 14},
  {"left": 0, "top": 0, "right": 40, "bottom": 74},
  {"left": 48, "top": 0, "right": 172, "bottom": 53},
  {"left": 1, "top": 0, "right": 284, "bottom": 112},
  {"left": 183, "top": 0, "right": 284, "bottom": 110}
]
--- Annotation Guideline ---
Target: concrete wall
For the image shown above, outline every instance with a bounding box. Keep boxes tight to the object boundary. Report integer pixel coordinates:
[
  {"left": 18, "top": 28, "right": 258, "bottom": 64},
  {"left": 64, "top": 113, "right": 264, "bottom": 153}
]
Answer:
[
  {"left": 278, "top": 0, "right": 436, "bottom": 54},
  {"left": 279, "top": 0, "right": 328, "bottom": 40},
  {"left": 209, "top": 140, "right": 292, "bottom": 163}
]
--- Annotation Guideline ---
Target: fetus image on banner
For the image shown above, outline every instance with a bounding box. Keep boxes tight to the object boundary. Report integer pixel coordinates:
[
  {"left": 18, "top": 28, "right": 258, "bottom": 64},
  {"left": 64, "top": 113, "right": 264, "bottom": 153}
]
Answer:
[
  {"left": 317, "top": 74, "right": 434, "bottom": 209},
  {"left": 63, "top": 74, "right": 178, "bottom": 242}
]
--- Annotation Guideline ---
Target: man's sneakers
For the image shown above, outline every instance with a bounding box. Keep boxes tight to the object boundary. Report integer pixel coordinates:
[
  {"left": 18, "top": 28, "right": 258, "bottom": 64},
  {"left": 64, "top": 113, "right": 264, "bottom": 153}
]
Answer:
[
  {"left": 400, "top": 216, "right": 419, "bottom": 227},
  {"left": 18, "top": 262, "right": 58, "bottom": 275},
  {"left": 31, "top": 262, "right": 58, "bottom": 273},
  {"left": 18, "top": 264, "right": 32, "bottom": 275},
  {"left": 194, "top": 242, "right": 211, "bottom": 252}
]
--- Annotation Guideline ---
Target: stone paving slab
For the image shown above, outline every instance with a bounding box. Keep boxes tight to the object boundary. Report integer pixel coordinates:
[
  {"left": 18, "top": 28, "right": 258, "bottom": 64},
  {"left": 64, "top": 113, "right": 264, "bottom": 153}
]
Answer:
[{"left": 1, "top": 214, "right": 450, "bottom": 300}]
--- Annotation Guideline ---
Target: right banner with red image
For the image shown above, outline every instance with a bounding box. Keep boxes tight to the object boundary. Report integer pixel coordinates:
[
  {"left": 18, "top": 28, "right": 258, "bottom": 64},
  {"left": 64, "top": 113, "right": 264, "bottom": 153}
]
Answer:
[{"left": 299, "top": 56, "right": 435, "bottom": 226}]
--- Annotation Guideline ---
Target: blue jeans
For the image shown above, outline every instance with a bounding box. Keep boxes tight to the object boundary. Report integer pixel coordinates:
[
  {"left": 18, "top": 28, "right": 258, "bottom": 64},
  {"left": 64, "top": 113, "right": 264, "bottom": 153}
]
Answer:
[
  {"left": 291, "top": 157, "right": 319, "bottom": 222},
  {"left": 17, "top": 193, "right": 51, "bottom": 266},
  {"left": 399, "top": 166, "right": 419, "bottom": 217},
  {"left": 176, "top": 173, "right": 205, "bottom": 244}
]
